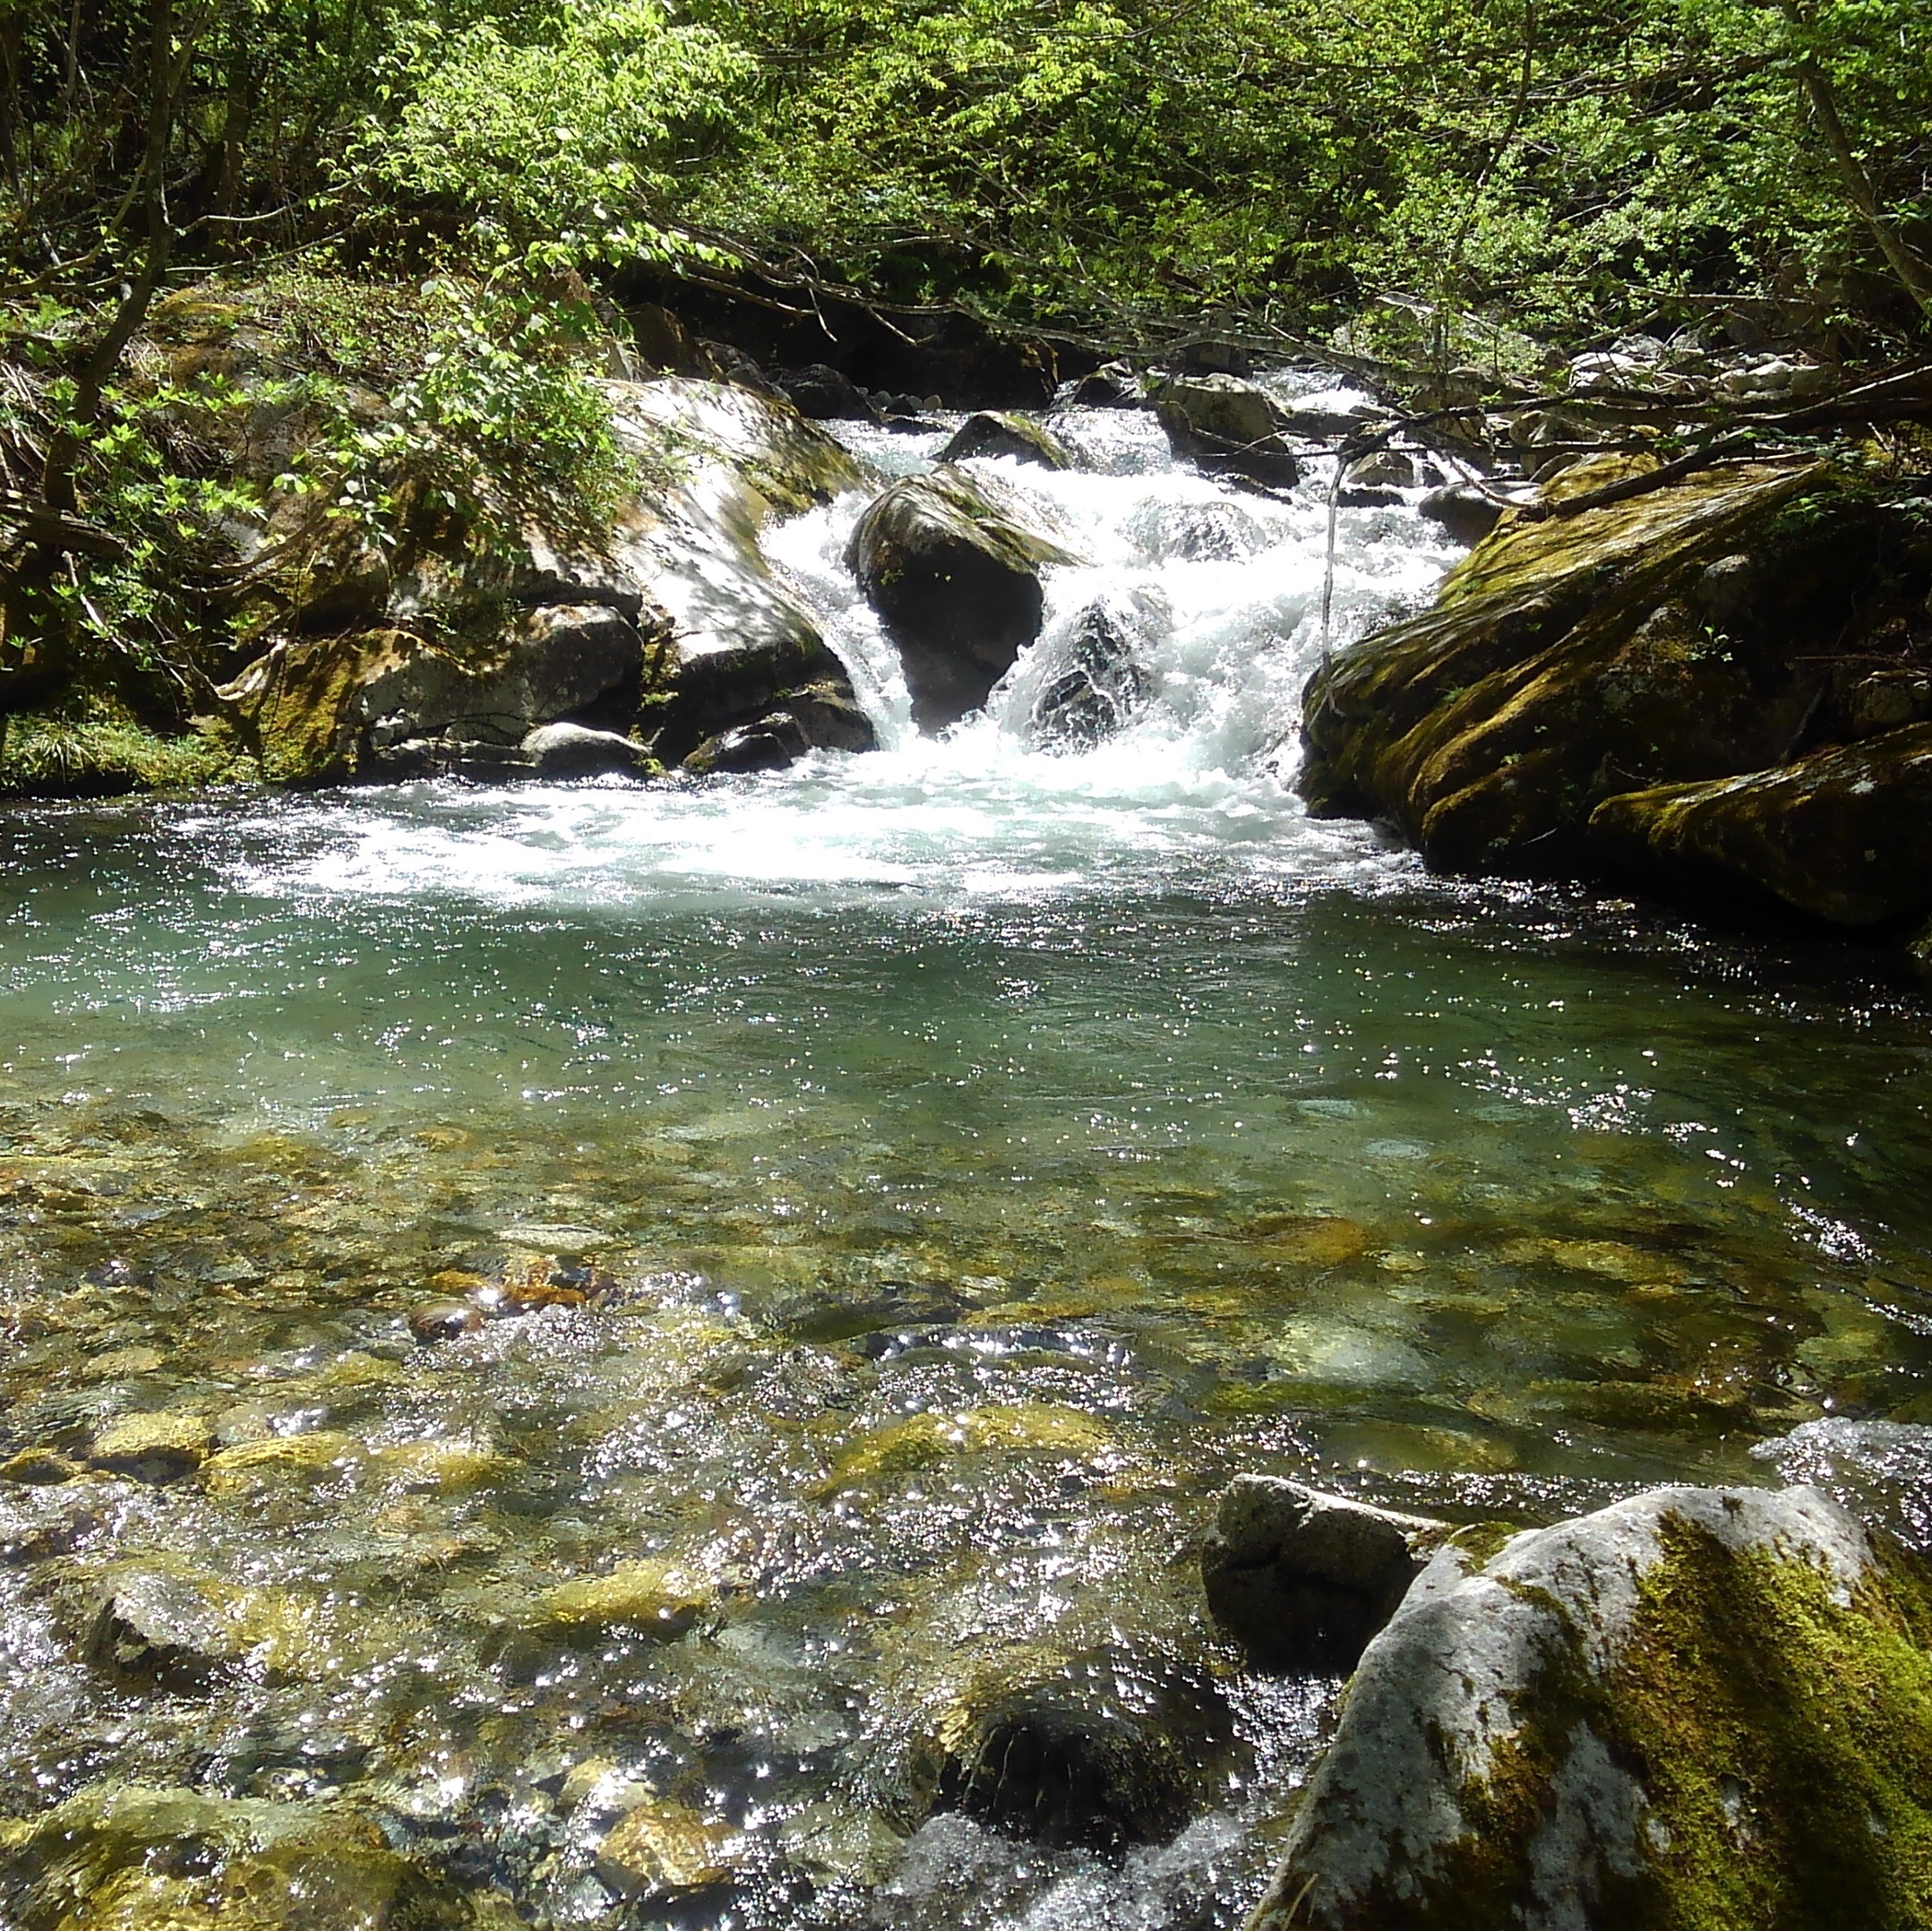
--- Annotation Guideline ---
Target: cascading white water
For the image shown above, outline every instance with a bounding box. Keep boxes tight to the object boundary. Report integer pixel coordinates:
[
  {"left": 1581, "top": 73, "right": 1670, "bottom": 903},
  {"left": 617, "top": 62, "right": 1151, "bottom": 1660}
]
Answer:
[{"left": 236, "top": 393, "right": 1464, "bottom": 912}]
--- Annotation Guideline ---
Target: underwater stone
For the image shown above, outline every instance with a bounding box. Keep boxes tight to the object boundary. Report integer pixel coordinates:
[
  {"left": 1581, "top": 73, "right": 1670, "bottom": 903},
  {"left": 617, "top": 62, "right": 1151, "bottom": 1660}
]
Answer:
[
  {"left": 86, "top": 1566, "right": 241, "bottom": 1688},
  {"left": 2, "top": 1446, "right": 82, "bottom": 1484},
  {"left": 409, "top": 1298, "right": 484, "bottom": 1344},
  {"left": 1201, "top": 1477, "right": 1444, "bottom": 1669},
  {"left": 540, "top": 1558, "right": 715, "bottom": 1637},
  {"left": 86, "top": 1410, "right": 213, "bottom": 1483},
  {"left": 814, "top": 1403, "right": 1112, "bottom": 1496},
  {"left": 594, "top": 1797, "right": 739, "bottom": 1898},
  {"left": 0, "top": 1782, "right": 488, "bottom": 1931},
  {"left": 1248, "top": 1482, "right": 1930, "bottom": 1931},
  {"left": 931, "top": 1643, "right": 1236, "bottom": 1851}
]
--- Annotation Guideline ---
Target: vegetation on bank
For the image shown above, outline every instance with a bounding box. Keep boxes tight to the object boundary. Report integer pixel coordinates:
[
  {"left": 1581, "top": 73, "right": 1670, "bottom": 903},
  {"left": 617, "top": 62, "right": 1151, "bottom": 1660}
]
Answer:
[{"left": 0, "top": 0, "right": 1928, "bottom": 790}]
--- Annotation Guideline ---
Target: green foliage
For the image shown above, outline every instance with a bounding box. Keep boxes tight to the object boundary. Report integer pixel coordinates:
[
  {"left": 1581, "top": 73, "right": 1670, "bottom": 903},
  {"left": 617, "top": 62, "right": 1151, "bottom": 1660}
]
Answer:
[{"left": 348, "top": 1, "right": 755, "bottom": 270}]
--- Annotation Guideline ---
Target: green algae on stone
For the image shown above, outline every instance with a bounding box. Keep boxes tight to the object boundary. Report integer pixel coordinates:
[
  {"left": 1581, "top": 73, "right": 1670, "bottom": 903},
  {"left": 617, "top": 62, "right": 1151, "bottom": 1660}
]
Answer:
[
  {"left": 813, "top": 1403, "right": 1115, "bottom": 1497},
  {"left": 0, "top": 1783, "right": 499, "bottom": 1931},
  {"left": 1251, "top": 1484, "right": 1932, "bottom": 1931}
]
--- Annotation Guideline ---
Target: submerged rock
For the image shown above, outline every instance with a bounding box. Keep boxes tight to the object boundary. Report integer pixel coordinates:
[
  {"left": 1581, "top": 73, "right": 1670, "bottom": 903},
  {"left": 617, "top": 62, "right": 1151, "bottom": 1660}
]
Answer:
[
  {"left": 940, "top": 410, "right": 1071, "bottom": 468},
  {"left": 1151, "top": 375, "right": 1300, "bottom": 486},
  {"left": 1249, "top": 1483, "right": 1932, "bottom": 1931},
  {"left": 1201, "top": 1477, "right": 1445, "bottom": 1669},
  {"left": 86, "top": 1410, "right": 212, "bottom": 1483},
  {"left": 928, "top": 1643, "right": 1236, "bottom": 1851},
  {"left": 594, "top": 1798, "right": 739, "bottom": 1898},
  {"left": 848, "top": 471, "right": 1078, "bottom": 730},
  {"left": 1300, "top": 459, "right": 1932, "bottom": 923},
  {"left": 539, "top": 1558, "right": 715, "bottom": 1637},
  {"left": 0, "top": 1783, "right": 494, "bottom": 1931},
  {"left": 86, "top": 1566, "right": 243, "bottom": 1688}
]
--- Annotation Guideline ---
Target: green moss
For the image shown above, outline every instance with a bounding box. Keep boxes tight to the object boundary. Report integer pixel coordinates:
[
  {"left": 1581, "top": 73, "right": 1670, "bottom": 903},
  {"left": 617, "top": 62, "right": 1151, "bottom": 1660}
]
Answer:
[{"left": 1359, "top": 1515, "right": 1932, "bottom": 1930}]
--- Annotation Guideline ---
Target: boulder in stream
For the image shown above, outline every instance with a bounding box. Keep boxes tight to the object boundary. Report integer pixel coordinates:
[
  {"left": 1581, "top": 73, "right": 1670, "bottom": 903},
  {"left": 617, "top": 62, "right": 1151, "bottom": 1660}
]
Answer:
[
  {"left": 848, "top": 470, "right": 1078, "bottom": 731},
  {"left": 939, "top": 410, "right": 1072, "bottom": 469},
  {"left": 1300, "top": 456, "right": 1932, "bottom": 927},
  {"left": 1201, "top": 1476, "right": 1446, "bottom": 1669},
  {"left": 1027, "top": 598, "right": 1154, "bottom": 750},
  {"left": 1152, "top": 374, "right": 1301, "bottom": 486},
  {"left": 1248, "top": 1482, "right": 1932, "bottom": 1931},
  {"left": 929, "top": 1643, "right": 1237, "bottom": 1851}
]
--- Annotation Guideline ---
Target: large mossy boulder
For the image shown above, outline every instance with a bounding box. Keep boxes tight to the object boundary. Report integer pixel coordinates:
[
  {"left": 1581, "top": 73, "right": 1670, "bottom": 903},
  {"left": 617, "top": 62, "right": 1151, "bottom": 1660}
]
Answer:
[
  {"left": 1588, "top": 722, "right": 1932, "bottom": 924},
  {"left": 848, "top": 469, "right": 1077, "bottom": 730},
  {"left": 222, "top": 374, "right": 875, "bottom": 782},
  {"left": 1299, "top": 460, "right": 1932, "bottom": 917},
  {"left": 1247, "top": 1484, "right": 1932, "bottom": 1931},
  {"left": 0, "top": 1783, "right": 507, "bottom": 1931}
]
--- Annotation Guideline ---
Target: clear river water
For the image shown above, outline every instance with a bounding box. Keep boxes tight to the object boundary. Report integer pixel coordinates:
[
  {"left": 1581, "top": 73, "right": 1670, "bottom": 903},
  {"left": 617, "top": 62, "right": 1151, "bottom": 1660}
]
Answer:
[{"left": 2, "top": 399, "right": 1930, "bottom": 1929}]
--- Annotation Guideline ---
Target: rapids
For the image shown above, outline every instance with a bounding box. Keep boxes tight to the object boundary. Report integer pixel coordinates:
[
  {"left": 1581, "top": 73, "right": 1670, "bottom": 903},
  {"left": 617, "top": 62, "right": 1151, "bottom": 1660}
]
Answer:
[{"left": 2, "top": 393, "right": 1929, "bottom": 1929}]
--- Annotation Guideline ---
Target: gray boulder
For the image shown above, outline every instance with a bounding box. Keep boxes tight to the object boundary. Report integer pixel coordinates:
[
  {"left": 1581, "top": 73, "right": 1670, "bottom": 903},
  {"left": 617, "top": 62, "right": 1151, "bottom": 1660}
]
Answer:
[
  {"left": 1201, "top": 1477, "right": 1444, "bottom": 1669},
  {"left": 771, "top": 363, "right": 883, "bottom": 424},
  {"left": 848, "top": 470, "right": 1077, "bottom": 731},
  {"left": 520, "top": 721, "right": 652, "bottom": 778},
  {"left": 1249, "top": 1483, "right": 1932, "bottom": 1931},
  {"left": 1418, "top": 483, "right": 1507, "bottom": 545},
  {"left": 1152, "top": 375, "right": 1301, "bottom": 486},
  {"left": 939, "top": 411, "right": 1071, "bottom": 469}
]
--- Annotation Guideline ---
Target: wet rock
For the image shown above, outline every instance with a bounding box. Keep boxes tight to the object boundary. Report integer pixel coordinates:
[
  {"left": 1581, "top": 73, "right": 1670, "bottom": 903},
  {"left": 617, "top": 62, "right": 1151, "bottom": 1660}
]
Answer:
[
  {"left": 1840, "top": 665, "right": 1932, "bottom": 736},
  {"left": 226, "top": 604, "right": 645, "bottom": 784},
  {"left": 594, "top": 1797, "right": 738, "bottom": 1897},
  {"left": 539, "top": 1558, "right": 715, "bottom": 1637},
  {"left": 1027, "top": 601, "right": 1152, "bottom": 751},
  {"left": 1347, "top": 450, "right": 1417, "bottom": 491},
  {"left": 1417, "top": 483, "right": 1505, "bottom": 545},
  {"left": 939, "top": 411, "right": 1071, "bottom": 469},
  {"left": 1, "top": 1446, "right": 82, "bottom": 1484},
  {"left": 226, "top": 377, "right": 866, "bottom": 784},
  {"left": 1587, "top": 721, "right": 1932, "bottom": 925},
  {"left": 682, "top": 681, "right": 876, "bottom": 774},
  {"left": 848, "top": 471, "right": 1078, "bottom": 731},
  {"left": 1069, "top": 362, "right": 1144, "bottom": 408},
  {"left": 86, "top": 1410, "right": 212, "bottom": 1483},
  {"left": 410, "top": 1297, "right": 485, "bottom": 1344},
  {"left": 1249, "top": 1483, "right": 1931, "bottom": 1931},
  {"left": 519, "top": 721, "right": 654, "bottom": 778},
  {"left": 1298, "top": 459, "right": 1932, "bottom": 888},
  {"left": 931, "top": 1643, "right": 1235, "bottom": 1850},
  {"left": 1151, "top": 375, "right": 1300, "bottom": 486},
  {"left": 649, "top": 631, "right": 870, "bottom": 768},
  {"left": 0, "top": 1782, "right": 490, "bottom": 1931},
  {"left": 1201, "top": 1477, "right": 1445, "bottom": 1669},
  {"left": 815, "top": 1403, "right": 1112, "bottom": 1496},
  {"left": 771, "top": 363, "right": 884, "bottom": 424},
  {"left": 85, "top": 1566, "right": 240, "bottom": 1687}
]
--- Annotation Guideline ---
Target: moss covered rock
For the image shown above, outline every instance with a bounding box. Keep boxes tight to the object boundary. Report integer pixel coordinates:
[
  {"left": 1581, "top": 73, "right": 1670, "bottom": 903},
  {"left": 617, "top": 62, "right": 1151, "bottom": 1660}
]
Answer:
[
  {"left": 1299, "top": 461, "right": 1932, "bottom": 901},
  {"left": 1587, "top": 721, "right": 1932, "bottom": 925},
  {"left": 1248, "top": 1483, "right": 1932, "bottom": 1931},
  {"left": 0, "top": 1783, "right": 500, "bottom": 1930}
]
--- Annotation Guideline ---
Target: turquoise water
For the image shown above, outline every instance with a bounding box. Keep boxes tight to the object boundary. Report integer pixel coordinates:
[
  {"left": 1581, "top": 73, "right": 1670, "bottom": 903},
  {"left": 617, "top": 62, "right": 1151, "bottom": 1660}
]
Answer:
[{"left": 2, "top": 407, "right": 1930, "bottom": 1929}]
